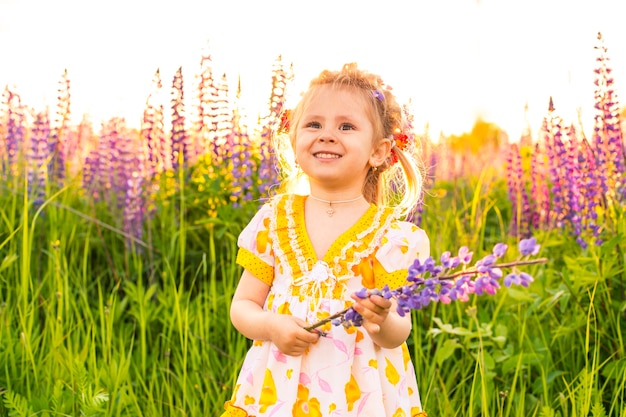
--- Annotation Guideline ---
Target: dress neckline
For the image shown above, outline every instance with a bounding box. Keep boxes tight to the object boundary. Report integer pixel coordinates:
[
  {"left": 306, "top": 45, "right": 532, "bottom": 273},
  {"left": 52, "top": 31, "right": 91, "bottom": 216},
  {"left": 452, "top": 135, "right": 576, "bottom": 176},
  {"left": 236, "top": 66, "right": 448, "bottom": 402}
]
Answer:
[
  {"left": 270, "top": 194, "right": 400, "bottom": 284},
  {"left": 294, "top": 194, "right": 377, "bottom": 264}
]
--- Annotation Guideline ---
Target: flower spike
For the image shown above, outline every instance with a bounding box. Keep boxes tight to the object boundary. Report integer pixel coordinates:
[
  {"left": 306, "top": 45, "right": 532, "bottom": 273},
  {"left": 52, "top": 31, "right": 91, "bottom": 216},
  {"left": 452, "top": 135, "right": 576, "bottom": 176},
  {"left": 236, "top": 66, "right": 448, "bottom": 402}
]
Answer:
[{"left": 305, "top": 238, "right": 548, "bottom": 331}]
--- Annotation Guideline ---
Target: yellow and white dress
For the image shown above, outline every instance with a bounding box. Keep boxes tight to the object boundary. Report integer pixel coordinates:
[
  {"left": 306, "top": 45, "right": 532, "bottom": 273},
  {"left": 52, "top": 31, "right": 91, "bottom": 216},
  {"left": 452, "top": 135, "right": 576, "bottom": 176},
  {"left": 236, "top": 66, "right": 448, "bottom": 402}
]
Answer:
[{"left": 222, "top": 194, "right": 430, "bottom": 417}]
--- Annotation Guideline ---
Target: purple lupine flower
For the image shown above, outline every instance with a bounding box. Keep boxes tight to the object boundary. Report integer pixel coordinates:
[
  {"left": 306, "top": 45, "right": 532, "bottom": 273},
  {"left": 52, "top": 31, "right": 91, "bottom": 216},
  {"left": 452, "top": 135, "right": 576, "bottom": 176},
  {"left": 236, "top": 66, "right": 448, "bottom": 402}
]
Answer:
[
  {"left": 194, "top": 50, "right": 219, "bottom": 161},
  {"left": 579, "top": 139, "right": 603, "bottom": 245},
  {"left": 474, "top": 274, "right": 500, "bottom": 295},
  {"left": 541, "top": 99, "right": 572, "bottom": 230},
  {"left": 142, "top": 68, "right": 169, "bottom": 176},
  {"left": 104, "top": 118, "right": 127, "bottom": 207},
  {"left": 518, "top": 272, "right": 534, "bottom": 287},
  {"left": 449, "top": 276, "right": 474, "bottom": 302},
  {"left": 564, "top": 125, "right": 587, "bottom": 248},
  {"left": 506, "top": 142, "right": 530, "bottom": 237},
  {"left": 117, "top": 123, "right": 144, "bottom": 206},
  {"left": 505, "top": 143, "right": 519, "bottom": 235},
  {"left": 308, "top": 239, "right": 547, "bottom": 331},
  {"left": 49, "top": 68, "right": 71, "bottom": 185},
  {"left": 213, "top": 73, "right": 234, "bottom": 165},
  {"left": 592, "top": 32, "right": 625, "bottom": 201},
  {"left": 550, "top": 118, "right": 569, "bottom": 227},
  {"left": 518, "top": 237, "right": 540, "bottom": 256},
  {"left": 476, "top": 254, "right": 497, "bottom": 269},
  {"left": 354, "top": 288, "right": 368, "bottom": 299},
  {"left": 493, "top": 243, "right": 508, "bottom": 258},
  {"left": 123, "top": 175, "right": 146, "bottom": 251},
  {"left": 503, "top": 273, "right": 519, "bottom": 287},
  {"left": 171, "top": 66, "right": 189, "bottom": 171},
  {"left": 504, "top": 272, "right": 534, "bottom": 288},
  {"left": 2, "top": 87, "right": 25, "bottom": 176},
  {"left": 258, "top": 56, "right": 292, "bottom": 197},
  {"left": 73, "top": 116, "right": 94, "bottom": 177},
  {"left": 458, "top": 246, "right": 473, "bottom": 264},
  {"left": 230, "top": 84, "right": 256, "bottom": 208},
  {"left": 27, "top": 111, "right": 50, "bottom": 208},
  {"left": 440, "top": 251, "right": 452, "bottom": 267},
  {"left": 530, "top": 142, "right": 550, "bottom": 231}
]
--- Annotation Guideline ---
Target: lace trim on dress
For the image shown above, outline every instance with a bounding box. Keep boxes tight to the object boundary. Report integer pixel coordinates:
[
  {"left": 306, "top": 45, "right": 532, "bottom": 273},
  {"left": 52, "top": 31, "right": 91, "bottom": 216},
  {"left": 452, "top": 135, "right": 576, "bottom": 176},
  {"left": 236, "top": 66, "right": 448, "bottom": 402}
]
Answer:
[
  {"left": 342, "top": 205, "right": 402, "bottom": 279},
  {"left": 268, "top": 194, "right": 308, "bottom": 281}
]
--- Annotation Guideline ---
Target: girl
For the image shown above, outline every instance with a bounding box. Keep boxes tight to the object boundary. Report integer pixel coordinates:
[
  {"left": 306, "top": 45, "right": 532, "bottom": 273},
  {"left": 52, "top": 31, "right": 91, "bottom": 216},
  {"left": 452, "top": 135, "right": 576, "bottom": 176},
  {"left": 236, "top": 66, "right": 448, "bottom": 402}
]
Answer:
[{"left": 222, "top": 63, "right": 430, "bottom": 416}]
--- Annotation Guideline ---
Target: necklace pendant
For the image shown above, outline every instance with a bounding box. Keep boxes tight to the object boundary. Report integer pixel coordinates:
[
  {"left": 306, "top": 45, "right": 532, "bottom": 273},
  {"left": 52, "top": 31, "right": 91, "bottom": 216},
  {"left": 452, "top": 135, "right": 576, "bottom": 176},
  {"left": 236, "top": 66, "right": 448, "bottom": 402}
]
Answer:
[{"left": 326, "top": 207, "right": 335, "bottom": 217}]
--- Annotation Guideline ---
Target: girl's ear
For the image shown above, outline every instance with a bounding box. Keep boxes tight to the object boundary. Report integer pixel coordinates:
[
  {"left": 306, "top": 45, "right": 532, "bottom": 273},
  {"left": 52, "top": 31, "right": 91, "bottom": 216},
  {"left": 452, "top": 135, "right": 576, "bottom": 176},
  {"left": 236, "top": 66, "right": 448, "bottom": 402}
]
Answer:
[{"left": 369, "top": 137, "right": 392, "bottom": 168}]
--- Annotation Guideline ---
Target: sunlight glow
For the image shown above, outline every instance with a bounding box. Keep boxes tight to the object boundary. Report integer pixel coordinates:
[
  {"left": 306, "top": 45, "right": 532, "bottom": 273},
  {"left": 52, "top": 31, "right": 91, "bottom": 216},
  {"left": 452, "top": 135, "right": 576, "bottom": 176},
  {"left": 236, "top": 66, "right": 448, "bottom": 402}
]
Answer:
[{"left": 0, "top": 0, "right": 624, "bottom": 140}]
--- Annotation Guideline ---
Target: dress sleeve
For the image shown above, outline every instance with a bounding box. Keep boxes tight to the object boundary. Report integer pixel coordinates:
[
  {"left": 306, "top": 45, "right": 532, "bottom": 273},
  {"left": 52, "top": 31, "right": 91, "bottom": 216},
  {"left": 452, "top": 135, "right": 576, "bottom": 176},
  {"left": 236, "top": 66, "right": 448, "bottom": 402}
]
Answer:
[
  {"left": 235, "top": 202, "right": 275, "bottom": 286},
  {"left": 373, "top": 221, "right": 430, "bottom": 290}
]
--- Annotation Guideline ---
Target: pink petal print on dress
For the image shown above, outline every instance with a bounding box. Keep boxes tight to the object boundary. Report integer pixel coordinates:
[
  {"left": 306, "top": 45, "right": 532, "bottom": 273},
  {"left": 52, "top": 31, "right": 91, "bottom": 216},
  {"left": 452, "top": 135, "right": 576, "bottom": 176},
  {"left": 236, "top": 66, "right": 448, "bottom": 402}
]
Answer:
[
  {"left": 299, "top": 372, "right": 311, "bottom": 385},
  {"left": 318, "top": 378, "right": 332, "bottom": 393},
  {"left": 272, "top": 348, "right": 288, "bottom": 363},
  {"left": 333, "top": 339, "right": 348, "bottom": 355},
  {"left": 357, "top": 392, "right": 371, "bottom": 415}
]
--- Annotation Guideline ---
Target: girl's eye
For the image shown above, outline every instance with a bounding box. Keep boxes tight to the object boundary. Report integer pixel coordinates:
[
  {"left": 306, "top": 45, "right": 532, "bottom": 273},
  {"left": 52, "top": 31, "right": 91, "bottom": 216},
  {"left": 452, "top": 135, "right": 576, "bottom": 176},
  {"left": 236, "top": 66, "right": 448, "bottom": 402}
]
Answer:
[
  {"left": 306, "top": 121, "right": 321, "bottom": 129},
  {"left": 339, "top": 123, "right": 355, "bottom": 131}
]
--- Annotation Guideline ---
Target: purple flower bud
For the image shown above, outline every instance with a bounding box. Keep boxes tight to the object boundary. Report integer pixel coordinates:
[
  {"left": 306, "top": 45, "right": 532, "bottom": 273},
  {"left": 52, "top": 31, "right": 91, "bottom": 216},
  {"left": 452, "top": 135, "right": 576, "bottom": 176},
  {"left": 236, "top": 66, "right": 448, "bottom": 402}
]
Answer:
[
  {"left": 519, "top": 237, "right": 540, "bottom": 256},
  {"left": 504, "top": 273, "right": 519, "bottom": 287},
  {"left": 372, "top": 90, "right": 385, "bottom": 101},
  {"left": 408, "top": 258, "right": 424, "bottom": 279},
  {"left": 518, "top": 272, "right": 534, "bottom": 287},
  {"left": 438, "top": 288, "right": 452, "bottom": 304},
  {"left": 440, "top": 251, "right": 452, "bottom": 267},
  {"left": 354, "top": 288, "right": 368, "bottom": 299},
  {"left": 381, "top": 285, "right": 393, "bottom": 299},
  {"left": 492, "top": 243, "right": 508, "bottom": 258},
  {"left": 479, "top": 254, "right": 497, "bottom": 267},
  {"left": 448, "top": 256, "right": 461, "bottom": 268},
  {"left": 458, "top": 246, "right": 473, "bottom": 264},
  {"left": 475, "top": 275, "right": 500, "bottom": 295},
  {"left": 489, "top": 267, "right": 503, "bottom": 280},
  {"left": 423, "top": 257, "right": 436, "bottom": 273}
]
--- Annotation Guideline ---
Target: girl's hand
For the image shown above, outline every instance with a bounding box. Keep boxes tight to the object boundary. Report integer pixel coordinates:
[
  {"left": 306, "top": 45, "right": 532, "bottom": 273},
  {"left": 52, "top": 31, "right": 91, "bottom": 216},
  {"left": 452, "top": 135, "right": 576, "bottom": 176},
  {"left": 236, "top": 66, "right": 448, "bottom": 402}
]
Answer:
[
  {"left": 350, "top": 290, "right": 392, "bottom": 335},
  {"left": 268, "top": 314, "right": 320, "bottom": 356}
]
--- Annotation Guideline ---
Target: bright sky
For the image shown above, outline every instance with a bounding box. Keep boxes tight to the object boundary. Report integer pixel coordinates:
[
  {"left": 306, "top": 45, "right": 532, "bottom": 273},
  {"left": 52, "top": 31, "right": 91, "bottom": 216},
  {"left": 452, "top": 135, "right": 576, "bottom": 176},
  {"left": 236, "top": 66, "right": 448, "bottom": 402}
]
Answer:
[{"left": 1, "top": 0, "right": 624, "bottom": 140}]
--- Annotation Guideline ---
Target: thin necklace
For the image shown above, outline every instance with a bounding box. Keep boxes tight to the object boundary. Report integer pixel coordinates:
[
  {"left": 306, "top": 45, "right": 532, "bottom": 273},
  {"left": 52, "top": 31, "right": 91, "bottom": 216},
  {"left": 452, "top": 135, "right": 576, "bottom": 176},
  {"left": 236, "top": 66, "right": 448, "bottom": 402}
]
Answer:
[{"left": 308, "top": 195, "right": 363, "bottom": 217}]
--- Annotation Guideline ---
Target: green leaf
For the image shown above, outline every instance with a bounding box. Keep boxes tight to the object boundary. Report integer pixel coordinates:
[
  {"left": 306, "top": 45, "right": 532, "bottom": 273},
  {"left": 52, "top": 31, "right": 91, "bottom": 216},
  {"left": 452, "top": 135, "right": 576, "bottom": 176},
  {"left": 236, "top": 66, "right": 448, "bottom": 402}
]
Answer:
[
  {"left": 0, "top": 253, "right": 18, "bottom": 274},
  {"left": 435, "top": 339, "right": 462, "bottom": 365},
  {"left": 2, "top": 390, "right": 34, "bottom": 417}
]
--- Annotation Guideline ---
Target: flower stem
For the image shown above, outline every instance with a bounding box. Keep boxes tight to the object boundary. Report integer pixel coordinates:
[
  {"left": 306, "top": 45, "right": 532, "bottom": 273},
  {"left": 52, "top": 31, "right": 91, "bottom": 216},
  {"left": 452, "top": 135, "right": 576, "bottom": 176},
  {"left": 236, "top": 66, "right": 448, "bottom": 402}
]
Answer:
[
  {"left": 304, "top": 308, "right": 350, "bottom": 331},
  {"left": 437, "top": 257, "right": 549, "bottom": 280}
]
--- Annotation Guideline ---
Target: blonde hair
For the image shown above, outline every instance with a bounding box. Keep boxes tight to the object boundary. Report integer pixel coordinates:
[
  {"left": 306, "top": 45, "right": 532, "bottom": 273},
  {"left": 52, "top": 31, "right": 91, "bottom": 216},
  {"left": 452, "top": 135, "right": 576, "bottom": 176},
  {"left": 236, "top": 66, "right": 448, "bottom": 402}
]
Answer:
[{"left": 274, "top": 63, "right": 424, "bottom": 218}]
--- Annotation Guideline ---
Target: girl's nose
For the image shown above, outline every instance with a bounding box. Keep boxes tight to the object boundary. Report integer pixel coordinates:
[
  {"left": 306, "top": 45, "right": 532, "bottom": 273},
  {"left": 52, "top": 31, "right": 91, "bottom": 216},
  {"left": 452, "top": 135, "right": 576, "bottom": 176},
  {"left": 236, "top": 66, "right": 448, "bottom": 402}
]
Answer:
[{"left": 318, "top": 133, "right": 336, "bottom": 143}]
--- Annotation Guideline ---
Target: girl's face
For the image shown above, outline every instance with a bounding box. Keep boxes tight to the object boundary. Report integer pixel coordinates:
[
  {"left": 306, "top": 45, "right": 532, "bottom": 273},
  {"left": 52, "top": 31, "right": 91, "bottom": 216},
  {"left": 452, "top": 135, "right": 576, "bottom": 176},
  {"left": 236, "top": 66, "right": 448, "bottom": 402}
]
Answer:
[{"left": 294, "top": 86, "right": 388, "bottom": 191}]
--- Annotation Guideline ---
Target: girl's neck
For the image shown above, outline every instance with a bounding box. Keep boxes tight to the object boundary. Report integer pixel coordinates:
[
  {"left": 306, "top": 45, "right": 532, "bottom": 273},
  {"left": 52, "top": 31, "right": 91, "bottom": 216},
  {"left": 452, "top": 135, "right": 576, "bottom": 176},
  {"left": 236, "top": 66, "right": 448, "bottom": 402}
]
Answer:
[{"left": 307, "top": 193, "right": 365, "bottom": 217}]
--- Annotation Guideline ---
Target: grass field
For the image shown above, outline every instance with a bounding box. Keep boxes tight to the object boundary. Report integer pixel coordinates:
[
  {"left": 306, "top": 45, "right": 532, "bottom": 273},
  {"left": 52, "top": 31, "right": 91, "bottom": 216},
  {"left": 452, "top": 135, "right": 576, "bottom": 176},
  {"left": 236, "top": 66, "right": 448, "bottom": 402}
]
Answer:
[{"left": 1, "top": 36, "right": 625, "bottom": 416}]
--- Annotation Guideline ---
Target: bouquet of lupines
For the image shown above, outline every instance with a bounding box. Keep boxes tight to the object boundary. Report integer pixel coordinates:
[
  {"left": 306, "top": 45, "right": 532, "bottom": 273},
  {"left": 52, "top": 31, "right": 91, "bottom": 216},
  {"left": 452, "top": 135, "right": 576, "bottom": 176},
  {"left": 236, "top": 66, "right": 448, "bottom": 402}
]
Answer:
[{"left": 306, "top": 237, "right": 546, "bottom": 330}]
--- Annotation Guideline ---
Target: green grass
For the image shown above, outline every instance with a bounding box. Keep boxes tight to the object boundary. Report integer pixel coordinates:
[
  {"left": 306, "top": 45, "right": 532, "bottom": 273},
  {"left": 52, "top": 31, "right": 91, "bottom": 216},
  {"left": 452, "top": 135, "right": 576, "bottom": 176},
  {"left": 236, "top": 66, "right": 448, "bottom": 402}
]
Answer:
[{"left": 0, "top": 166, "right": 625, "bottom": 416}]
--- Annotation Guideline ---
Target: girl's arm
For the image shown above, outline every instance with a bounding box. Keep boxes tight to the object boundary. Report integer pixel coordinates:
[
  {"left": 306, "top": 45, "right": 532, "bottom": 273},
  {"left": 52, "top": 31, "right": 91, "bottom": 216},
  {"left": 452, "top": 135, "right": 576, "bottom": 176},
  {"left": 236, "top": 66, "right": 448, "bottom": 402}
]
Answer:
[
  {"left": 350, "top": 292, "right": 412, "bottom": 349},
  {"left": 230, "top": 269, "right": 319, "bottom": 356}
]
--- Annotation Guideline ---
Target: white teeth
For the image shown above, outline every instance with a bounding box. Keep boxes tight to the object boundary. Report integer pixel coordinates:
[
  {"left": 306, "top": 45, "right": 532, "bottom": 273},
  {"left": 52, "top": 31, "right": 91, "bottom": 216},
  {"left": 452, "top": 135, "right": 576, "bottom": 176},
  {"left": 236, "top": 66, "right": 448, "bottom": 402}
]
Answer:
[{"left": 315, "top": 153, "right": 340, "bottom": 159}]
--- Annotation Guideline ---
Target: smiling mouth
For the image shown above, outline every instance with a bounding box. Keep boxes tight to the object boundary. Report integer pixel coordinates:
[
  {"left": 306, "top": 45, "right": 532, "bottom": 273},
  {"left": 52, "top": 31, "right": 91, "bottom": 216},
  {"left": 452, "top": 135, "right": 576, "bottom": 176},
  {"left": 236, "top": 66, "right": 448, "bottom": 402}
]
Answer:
[{"left": 314, "top": 152, "right": 341, "bottom": 159}]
